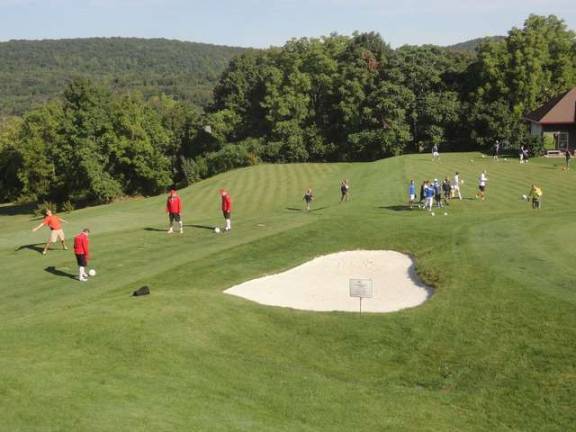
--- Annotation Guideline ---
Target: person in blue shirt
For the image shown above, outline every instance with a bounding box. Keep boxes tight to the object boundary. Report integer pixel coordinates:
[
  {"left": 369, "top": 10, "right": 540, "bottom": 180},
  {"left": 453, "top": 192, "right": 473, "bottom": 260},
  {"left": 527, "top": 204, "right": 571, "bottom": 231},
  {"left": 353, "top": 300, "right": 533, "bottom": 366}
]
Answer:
[
  {"left": 433, "top": 179, "right": 443, "bottom": 208},
  {"left": 408, "top": 179, "right": 416, "bottom": 209},
  {"left": 424, "top": 181, "right": 434, "bottom": 211}
]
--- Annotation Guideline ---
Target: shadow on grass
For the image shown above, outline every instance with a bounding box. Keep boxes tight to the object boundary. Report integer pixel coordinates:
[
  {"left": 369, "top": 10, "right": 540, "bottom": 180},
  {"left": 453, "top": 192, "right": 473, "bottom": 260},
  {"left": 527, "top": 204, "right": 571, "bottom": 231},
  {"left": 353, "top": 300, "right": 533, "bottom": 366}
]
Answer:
[
  {"left": 0, "top": 203, "right": 34, "bottom": 216},
  {"left": 185, "top": 224, "right": 215, "bottom": 231},
  {"left": 286, "top": 206, "right": 329, "bottom": 213},
  {"left": 143, "top": 227, "right": 167, "bottom": 232},
  {"left": 15, "top": 243, "right": 45, "bottom": 254},
  {"left": 378, "top": 205, "right": 416, "bottom": 212},
  {"left": 45, "top": 266, "right": 76, "bottom": 280}
]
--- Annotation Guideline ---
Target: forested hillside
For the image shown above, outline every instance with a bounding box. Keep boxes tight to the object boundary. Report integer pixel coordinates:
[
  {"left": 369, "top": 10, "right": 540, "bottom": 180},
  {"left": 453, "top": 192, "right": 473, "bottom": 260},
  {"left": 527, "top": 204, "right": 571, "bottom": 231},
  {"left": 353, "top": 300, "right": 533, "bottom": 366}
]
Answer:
[
  {"left": 1, "top": 15, "right": 575, "bottom": 207},
  {"left": 0, "top": 38, "right": 248, "bottom": 115},
  {"left": 446, "top": 36, "right": 506, "bottom": 54}
]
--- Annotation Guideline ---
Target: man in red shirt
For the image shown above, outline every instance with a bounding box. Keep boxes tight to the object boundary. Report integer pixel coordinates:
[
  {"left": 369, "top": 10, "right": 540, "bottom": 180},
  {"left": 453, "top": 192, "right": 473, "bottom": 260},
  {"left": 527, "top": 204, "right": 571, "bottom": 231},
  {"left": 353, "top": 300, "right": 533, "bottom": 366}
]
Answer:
[
  {"left": 73, "top": 228, "right": 90, "bottom": 282},
  {"left": 32, "top": 209, "right": 68, "bottom": 255},
  {"left": 220, "top": 189, "right": 232, "bottom": 232},
  {"left": 166, "top": 188, "right": 183, "bottom": 234}
]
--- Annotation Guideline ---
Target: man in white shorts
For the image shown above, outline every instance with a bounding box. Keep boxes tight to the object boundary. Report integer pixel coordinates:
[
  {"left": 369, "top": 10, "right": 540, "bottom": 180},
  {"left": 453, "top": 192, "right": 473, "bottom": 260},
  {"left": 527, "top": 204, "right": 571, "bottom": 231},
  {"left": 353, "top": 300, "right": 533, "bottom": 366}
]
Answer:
[{"left": 32, "top": 209, "right": 68, "bottom": 255}]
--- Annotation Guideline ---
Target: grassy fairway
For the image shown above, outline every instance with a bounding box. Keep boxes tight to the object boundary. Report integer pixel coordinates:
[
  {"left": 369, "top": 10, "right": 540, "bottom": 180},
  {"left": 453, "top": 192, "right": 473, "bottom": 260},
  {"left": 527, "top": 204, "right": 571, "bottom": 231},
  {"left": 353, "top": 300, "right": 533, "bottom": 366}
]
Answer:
[{"left": 1, "top": 153, "right": 575, "bottom": 431}]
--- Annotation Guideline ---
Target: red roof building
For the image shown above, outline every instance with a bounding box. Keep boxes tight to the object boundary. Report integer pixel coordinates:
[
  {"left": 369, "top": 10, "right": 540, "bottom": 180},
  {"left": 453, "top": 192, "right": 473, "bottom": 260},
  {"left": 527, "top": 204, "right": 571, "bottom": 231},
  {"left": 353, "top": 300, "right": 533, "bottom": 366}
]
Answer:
[{"left": 525, "top": 88, "right": 576, "bottom": 151}]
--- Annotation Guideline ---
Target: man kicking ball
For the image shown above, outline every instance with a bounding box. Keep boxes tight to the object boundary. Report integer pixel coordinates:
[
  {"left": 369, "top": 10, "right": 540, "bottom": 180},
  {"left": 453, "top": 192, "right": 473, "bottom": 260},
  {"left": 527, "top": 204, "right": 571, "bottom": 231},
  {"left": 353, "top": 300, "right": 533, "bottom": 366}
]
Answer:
[
  {"left": 220, "top": 189, "right": 232, "bottom": 231},
  {"left": 32, "top": 209, "right": 68, "bottom": 255},
  {"left": 166, "top": 188, "right": 183, "bottom": 234},
  {"left": 74, "top": 228, "right": 90, "bottom": 282}
]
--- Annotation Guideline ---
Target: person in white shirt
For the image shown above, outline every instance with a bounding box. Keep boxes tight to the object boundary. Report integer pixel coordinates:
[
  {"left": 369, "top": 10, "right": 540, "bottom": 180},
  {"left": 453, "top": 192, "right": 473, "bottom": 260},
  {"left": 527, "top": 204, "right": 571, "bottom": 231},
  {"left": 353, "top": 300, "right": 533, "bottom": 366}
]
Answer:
[
  {"left": 452, "top": 171, "right": 462, "bottom": 200},
  {"left": 476, "top": 170, "right": 488, "bottom": 200}
]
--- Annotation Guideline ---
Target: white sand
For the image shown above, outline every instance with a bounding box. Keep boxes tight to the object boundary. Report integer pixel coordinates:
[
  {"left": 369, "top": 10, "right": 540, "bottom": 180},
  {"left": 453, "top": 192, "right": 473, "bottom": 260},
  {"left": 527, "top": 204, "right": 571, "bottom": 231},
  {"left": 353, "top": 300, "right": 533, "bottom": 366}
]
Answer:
[{"left": 224, "top": 250, "right": 432, "bottom": 313}]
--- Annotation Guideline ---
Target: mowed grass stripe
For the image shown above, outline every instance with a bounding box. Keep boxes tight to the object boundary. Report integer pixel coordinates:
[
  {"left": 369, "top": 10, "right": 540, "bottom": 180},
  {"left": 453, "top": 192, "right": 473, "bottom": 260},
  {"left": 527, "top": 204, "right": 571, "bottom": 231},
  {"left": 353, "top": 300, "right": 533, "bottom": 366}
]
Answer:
[{"left": 1, "top": 153, "right": 576, "bottom": 431}]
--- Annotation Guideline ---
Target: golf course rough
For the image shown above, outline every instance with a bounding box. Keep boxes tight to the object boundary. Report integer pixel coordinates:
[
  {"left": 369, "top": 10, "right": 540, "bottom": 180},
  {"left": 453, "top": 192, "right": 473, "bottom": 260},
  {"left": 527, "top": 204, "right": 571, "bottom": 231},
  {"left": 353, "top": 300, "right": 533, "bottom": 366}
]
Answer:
[{"left": 225, "top": 250, "right": 432, "bottom": 312}]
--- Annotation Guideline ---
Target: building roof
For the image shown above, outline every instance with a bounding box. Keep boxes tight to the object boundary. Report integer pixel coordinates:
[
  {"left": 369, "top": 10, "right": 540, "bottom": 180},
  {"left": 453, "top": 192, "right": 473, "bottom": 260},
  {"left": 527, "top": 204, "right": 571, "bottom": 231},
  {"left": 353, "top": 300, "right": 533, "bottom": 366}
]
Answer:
[{"left": 525, "top": 88, "right": 576, "bottom": 125}]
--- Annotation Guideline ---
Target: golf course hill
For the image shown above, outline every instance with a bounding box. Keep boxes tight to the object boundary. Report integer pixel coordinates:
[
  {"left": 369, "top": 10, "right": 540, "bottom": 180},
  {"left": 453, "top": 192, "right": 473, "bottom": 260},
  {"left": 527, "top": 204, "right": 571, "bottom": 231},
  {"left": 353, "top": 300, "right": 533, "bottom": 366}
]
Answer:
[{"left": 1, "top": 152, "right": 575, "bottom": 431}]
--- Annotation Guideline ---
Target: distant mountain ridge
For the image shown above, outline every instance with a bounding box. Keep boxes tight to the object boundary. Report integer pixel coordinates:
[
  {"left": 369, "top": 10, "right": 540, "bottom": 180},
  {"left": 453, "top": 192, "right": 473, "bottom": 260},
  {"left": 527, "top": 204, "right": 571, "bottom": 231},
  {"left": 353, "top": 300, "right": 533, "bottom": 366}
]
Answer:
[
  {"left": 446, "top": 36, "right": 506, "bottom": 53},
  {"left": 0, "top": 37, "right": 249, "bottom": 116}
]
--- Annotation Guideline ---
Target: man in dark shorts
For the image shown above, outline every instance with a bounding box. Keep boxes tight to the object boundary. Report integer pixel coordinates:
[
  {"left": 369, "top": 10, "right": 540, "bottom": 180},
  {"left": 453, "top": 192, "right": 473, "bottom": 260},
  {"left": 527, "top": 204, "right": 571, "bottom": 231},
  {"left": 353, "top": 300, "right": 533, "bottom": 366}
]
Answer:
[
  {"left": 166, "top": 188, "right": 183, "bottom": 234},
  {"left": 340, "top": 179, "right": 350, "bottom": 203},
  {"left": 74, "top": 228, "right": 90, "bottom": 282}
]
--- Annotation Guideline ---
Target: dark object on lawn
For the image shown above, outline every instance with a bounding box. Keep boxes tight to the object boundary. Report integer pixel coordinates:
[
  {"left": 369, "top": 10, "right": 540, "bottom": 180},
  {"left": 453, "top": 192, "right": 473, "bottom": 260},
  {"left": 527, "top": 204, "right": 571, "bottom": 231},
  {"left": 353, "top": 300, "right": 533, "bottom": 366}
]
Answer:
[{"left": 133, "top": 286, "right": 150, "bottom": 296}]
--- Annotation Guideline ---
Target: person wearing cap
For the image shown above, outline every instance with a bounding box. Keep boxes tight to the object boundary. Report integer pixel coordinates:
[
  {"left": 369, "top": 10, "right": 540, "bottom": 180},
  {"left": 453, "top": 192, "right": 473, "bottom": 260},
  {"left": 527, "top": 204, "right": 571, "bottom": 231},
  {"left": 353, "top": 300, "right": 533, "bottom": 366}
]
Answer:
[
  {"left": 74, "top": 228, "right": 90, "bottom": 282},
  {"left": 220, "top": 189, "right": 232, "bottom": 231},
  {"left": 32, "top": 209, "right": 68, "bottom": 255},
  {"left": 166, "top": 187, "right": 183, "bottom": 234}
]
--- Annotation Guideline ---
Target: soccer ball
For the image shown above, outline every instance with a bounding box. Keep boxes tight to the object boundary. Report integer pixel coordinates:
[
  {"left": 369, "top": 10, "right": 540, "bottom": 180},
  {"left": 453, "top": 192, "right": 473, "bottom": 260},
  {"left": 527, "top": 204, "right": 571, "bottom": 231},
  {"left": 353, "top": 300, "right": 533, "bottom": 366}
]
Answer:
[
  {"left": 522, "top": 194, "right": 528, "bottom": 200},
  {"left": 431, "top": 212, "right": 435, "bottom": 216},
  {"left": 214, "top": 227, "right": 221, "bottom": 234},
  {"left": 88, "top": 269, "right": 96, "bottom": 277},
  {"left": 444, "top": 212, "right": 448, "bottom": 216}
]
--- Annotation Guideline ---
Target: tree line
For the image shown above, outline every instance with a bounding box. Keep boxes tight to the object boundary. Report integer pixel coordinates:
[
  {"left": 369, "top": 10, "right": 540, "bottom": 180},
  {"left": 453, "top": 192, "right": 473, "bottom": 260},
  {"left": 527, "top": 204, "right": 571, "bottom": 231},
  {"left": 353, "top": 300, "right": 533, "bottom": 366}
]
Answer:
[{"left": 1, "top": 15, "right": 575, "bottom": 206}]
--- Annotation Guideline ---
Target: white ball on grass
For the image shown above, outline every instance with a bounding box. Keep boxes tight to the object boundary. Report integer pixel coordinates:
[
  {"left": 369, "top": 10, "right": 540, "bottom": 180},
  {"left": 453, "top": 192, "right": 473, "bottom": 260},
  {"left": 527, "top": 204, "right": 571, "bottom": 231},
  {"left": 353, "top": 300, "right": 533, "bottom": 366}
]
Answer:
[
  {"left": 431, "top": 212, "right": 435, "bottom": 216},
  {"left": 214, "top": 227, "right": 221, "bottom": 234},
  {"left": 522, "top": 194, "right": 528, "bottom": 200},
  {"left": 444, "top": 212, "right": 448, "bottom": 216},
  {"left": 88, "top": 269, "right": 96, "bottom": 277}
]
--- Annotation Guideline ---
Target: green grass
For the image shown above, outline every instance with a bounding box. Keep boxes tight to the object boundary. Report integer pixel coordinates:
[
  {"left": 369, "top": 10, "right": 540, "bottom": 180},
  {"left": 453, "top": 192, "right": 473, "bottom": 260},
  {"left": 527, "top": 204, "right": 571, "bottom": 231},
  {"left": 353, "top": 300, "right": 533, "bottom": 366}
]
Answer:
[{"left": 1, "top": 153, "right": 575, "bottom": 431}]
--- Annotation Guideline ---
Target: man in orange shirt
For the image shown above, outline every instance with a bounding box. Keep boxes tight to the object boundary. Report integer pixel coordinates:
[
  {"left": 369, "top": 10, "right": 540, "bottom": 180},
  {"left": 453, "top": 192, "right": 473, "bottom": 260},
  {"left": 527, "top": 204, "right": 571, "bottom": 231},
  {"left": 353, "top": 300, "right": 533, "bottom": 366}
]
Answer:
[{"left": 32, "top": 209, "right": 68, "bottom": 255}]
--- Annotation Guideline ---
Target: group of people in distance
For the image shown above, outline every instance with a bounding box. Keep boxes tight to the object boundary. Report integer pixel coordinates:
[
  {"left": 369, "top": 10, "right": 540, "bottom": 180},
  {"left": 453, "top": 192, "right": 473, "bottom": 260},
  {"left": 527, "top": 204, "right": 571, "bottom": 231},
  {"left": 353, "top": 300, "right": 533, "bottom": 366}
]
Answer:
[
  {"left": 409, "top": 171, "right": 467, "bottom": 211},
  {"left": 302, "top": 179, "right": 350, "bottom": 212},
  {"left": 32, "top": 187, "right": 233, "bottom": 282}
]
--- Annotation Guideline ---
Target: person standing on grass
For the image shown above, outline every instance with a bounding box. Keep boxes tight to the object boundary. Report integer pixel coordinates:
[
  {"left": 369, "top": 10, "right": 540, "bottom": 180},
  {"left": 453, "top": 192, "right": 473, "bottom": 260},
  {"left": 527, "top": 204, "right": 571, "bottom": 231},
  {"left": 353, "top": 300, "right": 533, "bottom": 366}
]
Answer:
[
  {"left": 442, "top": 177, "right": 451, "bottom": 206},
  {"left": 433, "top": 179, "right": 443, "bottom": 208},
  {"left": 303, "top": 188, "right": 313, "bottom": 211},
  {"left": 408, "top": 179, "right": 416, "bottom": 209},
  {"left": 419, "top": 180, "right": 426, "bottom": 207},
  {"left": 424, "top": 181, "right": 434, "bottom": 211},
  {"left": 73, "top": 228, "right": 90, "bottom": 282},
  {"left": 452, "top": 171, "right": 462, "bottom": 200},
  {"left": 493, "top": 140, "right": 500, "bottom": 160},
  {"left": 220, "top": 189, "right": 232, "bottom": 231},
  {"left": 528, "top": 184, "right": 543, "bottom": 209},
  {"left": 432, "top": 144, "right": 440, "bottom": 161},
  {"left": 32, "top": 209, "right": 68, "bottom": 255},
  {"left": 340, "top": 179, "right": 350, "bottom": 203},
  {"left": 476, "top": 170, "right": 488, "bottom": 200},
  {"left": 166, "top": 188, "right": 183, "bottom": 234},
  {"left": 565, "top": 149, "right": 571, "bottom": 169}
]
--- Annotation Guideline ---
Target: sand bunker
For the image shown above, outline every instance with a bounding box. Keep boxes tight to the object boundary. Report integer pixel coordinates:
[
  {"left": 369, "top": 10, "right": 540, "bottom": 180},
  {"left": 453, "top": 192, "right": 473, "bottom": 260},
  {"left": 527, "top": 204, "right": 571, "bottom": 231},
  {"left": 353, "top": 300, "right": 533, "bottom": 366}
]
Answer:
[{"left": 224, "top": 250, "right": 432, "bottom": 313}]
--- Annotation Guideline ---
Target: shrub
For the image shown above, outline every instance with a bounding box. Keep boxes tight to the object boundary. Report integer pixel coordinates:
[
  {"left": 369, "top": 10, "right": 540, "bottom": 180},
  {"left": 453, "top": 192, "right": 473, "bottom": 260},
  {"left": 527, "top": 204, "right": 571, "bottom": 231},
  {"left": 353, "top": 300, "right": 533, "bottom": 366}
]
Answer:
[{"left": 61, "top": 200, "right": 75, "bottom": 213}]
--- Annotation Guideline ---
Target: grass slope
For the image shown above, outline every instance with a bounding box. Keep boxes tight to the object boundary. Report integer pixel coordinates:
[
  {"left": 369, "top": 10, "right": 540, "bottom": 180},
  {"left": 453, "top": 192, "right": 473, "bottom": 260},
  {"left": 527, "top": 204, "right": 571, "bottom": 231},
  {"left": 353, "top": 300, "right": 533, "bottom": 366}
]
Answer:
[{"left": 0, "top": 153, "right": 575, "bottom": 431}]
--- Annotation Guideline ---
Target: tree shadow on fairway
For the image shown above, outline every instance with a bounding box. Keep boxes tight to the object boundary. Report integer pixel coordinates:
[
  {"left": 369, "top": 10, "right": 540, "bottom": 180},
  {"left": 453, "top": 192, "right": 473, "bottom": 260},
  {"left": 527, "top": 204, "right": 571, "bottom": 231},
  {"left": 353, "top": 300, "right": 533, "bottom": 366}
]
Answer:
[
  {"left": 0, "top": 203, "right": 34, "bottom": 216},
  {"left": 15, "top": 243, "right": 46, "bottom": 254},
  {"left": 185, "top": 224, "right": 215, "bottom": 231},
  {"left": 45, "top": 266, "right": 76, "bottom": 280}
]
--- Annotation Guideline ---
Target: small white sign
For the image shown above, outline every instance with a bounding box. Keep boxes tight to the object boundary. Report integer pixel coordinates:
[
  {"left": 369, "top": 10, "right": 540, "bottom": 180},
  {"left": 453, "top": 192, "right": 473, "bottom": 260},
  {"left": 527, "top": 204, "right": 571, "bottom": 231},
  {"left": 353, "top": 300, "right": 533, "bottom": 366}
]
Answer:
[{"left": 349, "top": 279, "right": 374, "bottom": 298}]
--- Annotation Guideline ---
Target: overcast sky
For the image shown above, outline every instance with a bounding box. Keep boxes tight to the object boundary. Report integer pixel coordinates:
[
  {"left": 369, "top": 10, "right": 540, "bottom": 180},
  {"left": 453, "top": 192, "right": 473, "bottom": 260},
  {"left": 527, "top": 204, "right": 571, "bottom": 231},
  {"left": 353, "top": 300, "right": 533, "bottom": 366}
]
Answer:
[{"left": 0, "top": 0, "right": 575, "bottom": 48}]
